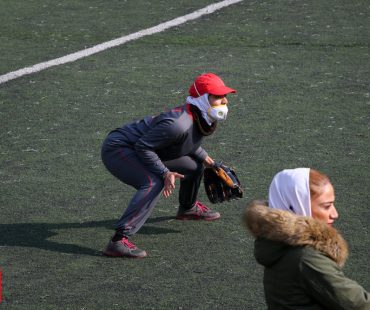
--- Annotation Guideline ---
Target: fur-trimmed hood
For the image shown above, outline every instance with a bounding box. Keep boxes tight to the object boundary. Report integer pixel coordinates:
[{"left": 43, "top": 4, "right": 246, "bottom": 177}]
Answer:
[{"left": 244, "top": 200, "right": 349, "bottom": 267}]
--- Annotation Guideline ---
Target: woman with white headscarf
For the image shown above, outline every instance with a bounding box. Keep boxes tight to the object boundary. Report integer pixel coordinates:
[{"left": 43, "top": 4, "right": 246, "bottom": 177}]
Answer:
[{"left": 244, "top": 168, "right": 369, "bottom": 309}]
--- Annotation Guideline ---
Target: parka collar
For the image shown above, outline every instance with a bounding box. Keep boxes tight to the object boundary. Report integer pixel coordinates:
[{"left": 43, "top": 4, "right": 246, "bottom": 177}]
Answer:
[{"left": 244, "top": 201, "right": 348, "bottom": 267}]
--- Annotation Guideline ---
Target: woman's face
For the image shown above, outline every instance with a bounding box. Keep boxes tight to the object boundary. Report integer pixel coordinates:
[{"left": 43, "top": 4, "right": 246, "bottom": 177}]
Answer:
[
  {"left": 311, "top": 183, "right": 338, "bottom": 226},
  {"left": 208, "top": 94, "right": 228, "bottom": 106}
]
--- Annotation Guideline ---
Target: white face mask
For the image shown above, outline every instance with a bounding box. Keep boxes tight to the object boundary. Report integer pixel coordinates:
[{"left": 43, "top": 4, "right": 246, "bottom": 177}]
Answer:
[{"left": 208, "top": 105, "right": 228, "bottom": 121}]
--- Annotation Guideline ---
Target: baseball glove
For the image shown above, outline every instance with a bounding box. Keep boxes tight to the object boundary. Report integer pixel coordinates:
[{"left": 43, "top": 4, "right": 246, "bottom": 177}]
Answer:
[{"left": 204, "top": 161, "right": 243, "bottom": 203}]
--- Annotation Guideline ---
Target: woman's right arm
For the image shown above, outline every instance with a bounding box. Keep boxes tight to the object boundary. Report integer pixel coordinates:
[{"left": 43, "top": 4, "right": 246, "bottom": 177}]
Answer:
[{"left": 301, "top": 248, "right": 370, "bottom": 310}]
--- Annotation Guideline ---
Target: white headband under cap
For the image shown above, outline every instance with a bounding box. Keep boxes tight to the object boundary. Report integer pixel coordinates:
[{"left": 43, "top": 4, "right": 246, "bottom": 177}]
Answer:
[
  {"left": 268, "top": 168, "right": 311, "bottom": 216},
  {"left": 186, "top": 94, "right": 213, "bottom": 125}
]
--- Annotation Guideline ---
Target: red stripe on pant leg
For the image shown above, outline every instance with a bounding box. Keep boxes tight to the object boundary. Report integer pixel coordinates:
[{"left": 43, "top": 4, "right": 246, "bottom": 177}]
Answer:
[
  {"left": 125, "top": 174, "right": 153, "bottom": 228},
  {"left": 118, "top": 148, "right": 155, "bottom": 228},
  {"left": 118, "top": 148, "right": 154, "bottom": 201}
]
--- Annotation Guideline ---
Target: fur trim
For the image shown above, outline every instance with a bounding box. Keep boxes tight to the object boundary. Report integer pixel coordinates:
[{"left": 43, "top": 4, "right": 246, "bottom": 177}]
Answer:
[{"left": 244, "top": 200, "right": 349, "bottom": 267}]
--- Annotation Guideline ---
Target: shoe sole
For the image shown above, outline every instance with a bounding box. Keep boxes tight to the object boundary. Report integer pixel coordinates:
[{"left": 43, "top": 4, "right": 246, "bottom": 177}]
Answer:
[
  {"left": 102, "top": 250, "right": 147, "bottom": 259},
  {"left": 175, "top": 214, "right": 221, "bottom": 221}
]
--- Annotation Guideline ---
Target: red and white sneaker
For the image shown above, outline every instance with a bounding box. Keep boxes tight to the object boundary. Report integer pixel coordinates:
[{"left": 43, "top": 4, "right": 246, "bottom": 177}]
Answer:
[
  {"left": 103, "top": 236, "right": 147, "bottom": 258},
  {"left": 176, "top": 201, "right": 221, "bottom": 221}
]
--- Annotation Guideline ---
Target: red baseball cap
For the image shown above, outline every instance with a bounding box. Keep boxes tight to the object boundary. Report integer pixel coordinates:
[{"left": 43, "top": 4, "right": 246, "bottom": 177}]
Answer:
[{"left": 188, "top": 73, "right": 237, "bottom": 97}]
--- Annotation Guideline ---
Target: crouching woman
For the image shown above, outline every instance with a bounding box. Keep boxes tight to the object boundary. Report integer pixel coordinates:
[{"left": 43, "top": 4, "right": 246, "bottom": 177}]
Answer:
[{"left": 244, "top": 168, "right": 369, "bottom": 309}]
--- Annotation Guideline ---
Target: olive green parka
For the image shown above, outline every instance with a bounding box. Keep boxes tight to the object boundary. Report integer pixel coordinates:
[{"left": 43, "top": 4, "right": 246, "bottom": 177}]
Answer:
[{"left": 245, "top": 201, "right": 370, "bottom": 310}]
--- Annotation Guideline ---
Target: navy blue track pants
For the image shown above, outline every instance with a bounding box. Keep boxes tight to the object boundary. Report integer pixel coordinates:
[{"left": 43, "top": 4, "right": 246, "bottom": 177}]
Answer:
[{"left": 101, "top": 144, "right": 204, "bottom": 236}]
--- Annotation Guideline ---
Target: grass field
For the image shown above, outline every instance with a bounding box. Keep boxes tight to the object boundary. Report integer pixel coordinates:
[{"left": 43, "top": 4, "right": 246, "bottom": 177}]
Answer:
[{"left": 1, "top": 0, "right": 369, "bottom": 309}]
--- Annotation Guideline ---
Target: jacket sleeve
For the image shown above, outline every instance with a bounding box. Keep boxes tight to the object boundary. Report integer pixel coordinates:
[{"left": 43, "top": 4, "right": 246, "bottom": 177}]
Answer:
[
  {"left": 190, "top": 146, "right": 208, "bottom": 163},
  {"left": 300, "top": 248, "right": 370, "bottom": 310},
  {"left": 134, "top": 119, "right": 183, "bottom": 177}
]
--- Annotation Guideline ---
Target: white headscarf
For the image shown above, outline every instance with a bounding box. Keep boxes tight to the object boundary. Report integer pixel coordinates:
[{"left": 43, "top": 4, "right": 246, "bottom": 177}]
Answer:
[
  {"left": 186, "top": 94, "right": 214, "bottom": 125},
  {"left": 268, "top": 168, "right": 311, "bottom": 216}
]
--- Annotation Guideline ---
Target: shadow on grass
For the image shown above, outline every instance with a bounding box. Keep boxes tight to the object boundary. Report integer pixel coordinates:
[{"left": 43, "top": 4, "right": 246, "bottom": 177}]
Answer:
[{"left": 0, "top": 216, "right": 179, "bottom": 257}]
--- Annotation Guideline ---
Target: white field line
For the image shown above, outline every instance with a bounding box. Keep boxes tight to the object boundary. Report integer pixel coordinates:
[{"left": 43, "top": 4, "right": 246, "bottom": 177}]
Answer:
[{"left": 0, "top": 0, "right": 243, "bottom": 85}]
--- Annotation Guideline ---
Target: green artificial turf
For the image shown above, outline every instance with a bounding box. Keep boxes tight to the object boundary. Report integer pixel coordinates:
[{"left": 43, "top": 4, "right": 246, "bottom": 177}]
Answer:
[{"left": 1, "top": 0, "right": 369, "bottom": 309}]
